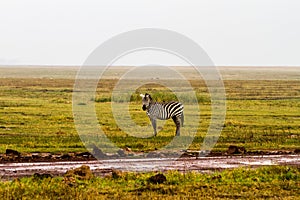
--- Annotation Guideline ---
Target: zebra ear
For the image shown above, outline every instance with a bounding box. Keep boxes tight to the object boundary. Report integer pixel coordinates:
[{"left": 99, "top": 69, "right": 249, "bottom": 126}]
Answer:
[
  {"left": 145, "top": 93, "right": 152, "bottom": 100},
  {"left": 140, "top": 94, "right": 145, "bottom": 98}
]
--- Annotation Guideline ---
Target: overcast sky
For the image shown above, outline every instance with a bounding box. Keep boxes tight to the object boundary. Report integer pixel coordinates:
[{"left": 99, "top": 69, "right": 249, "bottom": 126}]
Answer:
[{"left": 0, "top": 0, "right": 300, "bottom": 66}]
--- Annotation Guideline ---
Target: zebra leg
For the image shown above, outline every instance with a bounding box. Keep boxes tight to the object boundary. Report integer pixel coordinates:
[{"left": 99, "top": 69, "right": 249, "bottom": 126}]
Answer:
[
  {"left": 181, "top": 112, "right": 184, "bottom": 127},
  {"left": 172, "top": 116, "right": 181, "bottom": 136},
  {"left": 150, "top": 118, "right": 157, "bottom": 136}
]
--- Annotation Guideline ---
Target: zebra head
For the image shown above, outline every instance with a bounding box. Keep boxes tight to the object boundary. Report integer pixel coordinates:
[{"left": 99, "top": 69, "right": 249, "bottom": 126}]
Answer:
[{"left": 140, "top": 93, "right": 152, "bottom": 111}]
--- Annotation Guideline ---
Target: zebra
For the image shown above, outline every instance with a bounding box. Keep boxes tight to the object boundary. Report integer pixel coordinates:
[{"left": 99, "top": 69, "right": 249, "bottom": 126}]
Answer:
[{"left": 140, "top": 93, "right": 184, "bottom": 136}]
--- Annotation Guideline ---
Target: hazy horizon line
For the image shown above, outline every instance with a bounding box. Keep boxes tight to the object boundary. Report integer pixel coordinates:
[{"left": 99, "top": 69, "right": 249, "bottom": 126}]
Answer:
[{"left": 0, "top": 65, "right": 300, "bottom": 68}]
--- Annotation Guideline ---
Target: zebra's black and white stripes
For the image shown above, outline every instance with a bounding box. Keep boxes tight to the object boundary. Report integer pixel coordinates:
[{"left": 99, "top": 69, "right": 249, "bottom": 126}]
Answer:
[{"left": 140, "top": 93, "right": 184, "bottom": 136}]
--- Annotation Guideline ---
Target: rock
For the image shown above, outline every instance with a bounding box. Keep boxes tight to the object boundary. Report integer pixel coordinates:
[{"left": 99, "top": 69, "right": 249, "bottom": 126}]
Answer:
[
  {"left": 227, "top": 145, "right": 246, "bottom": 155},
  {"left": 61, "top": 154, "right": 72, "bottom": 159},
  {"left": 148, "top": 173, "right": 167, "bottom": 184},
  {"left": 32, "top": 153, "right": 41, "bottom": 159},
  {"left": 227, "top": 145, "right": 238, "bottom": 154},
  {"left": 294, "top": 149, "right": 300, "bottom": 154},
  {"left": 117, "top": 149, "right": 126, "bottom": 157},
  {"left": 6, "top": 149, "right": 20, "bottom": 156},
  {"left": 64, "top": 165, "right": 93, "bottom": 180}
]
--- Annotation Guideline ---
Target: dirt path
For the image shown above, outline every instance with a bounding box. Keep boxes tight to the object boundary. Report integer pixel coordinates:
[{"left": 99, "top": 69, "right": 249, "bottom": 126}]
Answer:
[{"left": 1, "top": 154, "right": 299, "bottom": 180}]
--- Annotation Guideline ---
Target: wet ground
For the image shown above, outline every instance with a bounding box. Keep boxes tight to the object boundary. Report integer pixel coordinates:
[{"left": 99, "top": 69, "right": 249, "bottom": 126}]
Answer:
[{"left": 1, "top": 154, "right": 299, "bottom": 180}]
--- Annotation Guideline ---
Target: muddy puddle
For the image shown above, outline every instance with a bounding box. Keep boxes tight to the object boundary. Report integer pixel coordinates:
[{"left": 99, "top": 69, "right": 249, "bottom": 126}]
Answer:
[{"left": 0, "top": 154, "right": 299, "bottom": 180}]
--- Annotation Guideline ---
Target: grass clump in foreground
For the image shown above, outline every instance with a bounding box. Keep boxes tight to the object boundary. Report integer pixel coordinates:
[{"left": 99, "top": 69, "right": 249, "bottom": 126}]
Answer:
[{"left": 0, "top": 166, "right": 299, "bottom": 199}]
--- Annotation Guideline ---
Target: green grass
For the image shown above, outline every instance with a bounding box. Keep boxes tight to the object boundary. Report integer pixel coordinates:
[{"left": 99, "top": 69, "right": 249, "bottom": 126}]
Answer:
[
  {"left": 0, "top": 71, "right": 300, "bottom": 153},
  {"left": 0, "top": 67, "right": 299, "bottom": 199},
  {"left": 0, "top": 166, "right": 299, "bottom": 199}
]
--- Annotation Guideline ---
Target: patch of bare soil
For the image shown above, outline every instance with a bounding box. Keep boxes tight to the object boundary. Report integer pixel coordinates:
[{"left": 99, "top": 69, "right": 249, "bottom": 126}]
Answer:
[
  {"left": 1, "top": 147, "right": 299, "bottom": 180},
  {"left": 1, "top": 149, "right": 96, "bottom": 163},
  {"left": 2, "top": 146, "right": 299, "bottom": 163}
]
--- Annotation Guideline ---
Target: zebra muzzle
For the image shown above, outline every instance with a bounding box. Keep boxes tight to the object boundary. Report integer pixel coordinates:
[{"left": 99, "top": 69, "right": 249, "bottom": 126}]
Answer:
[{"left": 142, "top": 105, "right": 147, "bottom": 111}]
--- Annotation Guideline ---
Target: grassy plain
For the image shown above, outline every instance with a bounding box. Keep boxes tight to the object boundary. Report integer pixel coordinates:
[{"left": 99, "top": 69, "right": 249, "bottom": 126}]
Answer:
[
  {"left": 0, "top": 166, "right": 299, "bottom": 199},
  {"left": 0, "top": 67, "right": 300, "bottom": 199},
  {"left": 0, "top": 66, "right": 299, "bottom": 153}
]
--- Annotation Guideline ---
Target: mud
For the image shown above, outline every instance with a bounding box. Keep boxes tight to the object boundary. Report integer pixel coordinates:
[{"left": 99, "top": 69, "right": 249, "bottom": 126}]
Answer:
[
  {"left": 2, "top": 148, "right": 299, "bottom": 163},
  {"left": 1, "top": 154, "right": 299, "bottom": 180},
  {"left": 1, "top": 151, "right": 95, "bottom": 163}
]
